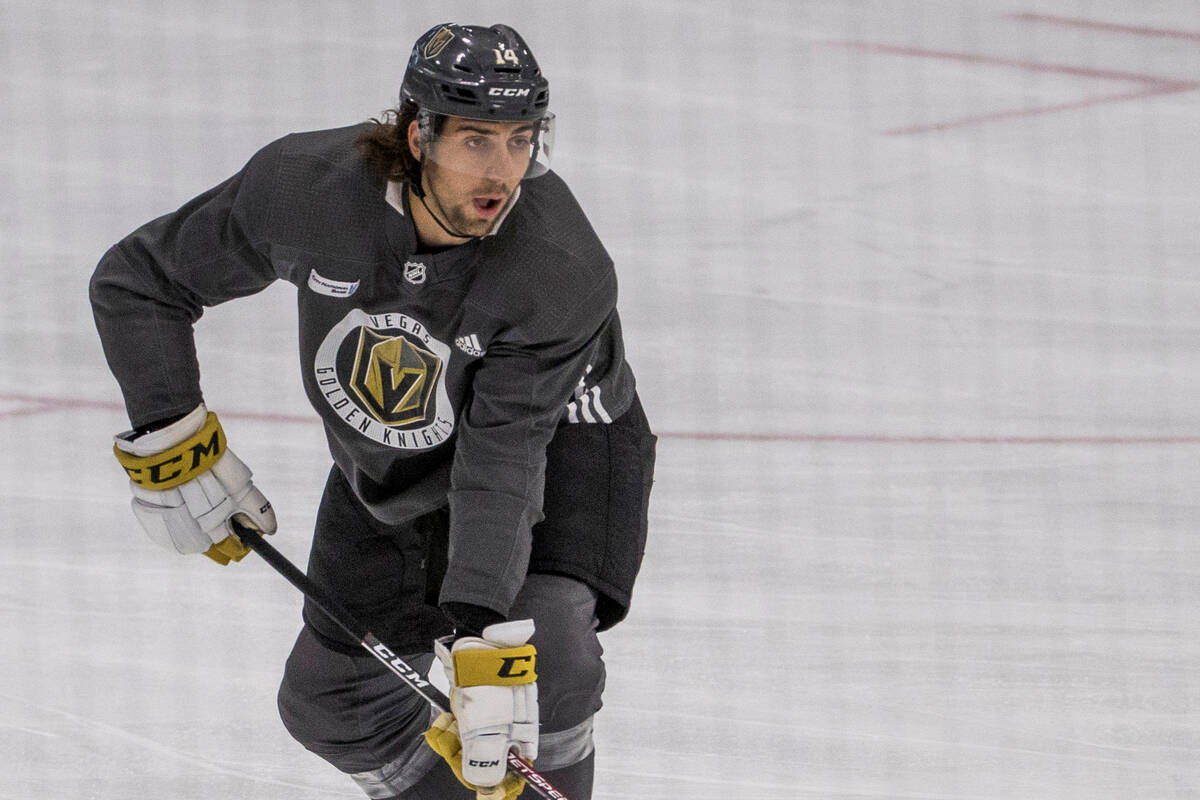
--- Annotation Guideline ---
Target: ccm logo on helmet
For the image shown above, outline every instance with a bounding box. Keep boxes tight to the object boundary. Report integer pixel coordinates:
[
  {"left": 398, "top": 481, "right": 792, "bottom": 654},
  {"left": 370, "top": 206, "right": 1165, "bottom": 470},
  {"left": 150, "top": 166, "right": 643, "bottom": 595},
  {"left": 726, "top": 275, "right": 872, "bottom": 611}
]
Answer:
[{"left": 488, "top": 87, "right": 531, "bottom": 97}]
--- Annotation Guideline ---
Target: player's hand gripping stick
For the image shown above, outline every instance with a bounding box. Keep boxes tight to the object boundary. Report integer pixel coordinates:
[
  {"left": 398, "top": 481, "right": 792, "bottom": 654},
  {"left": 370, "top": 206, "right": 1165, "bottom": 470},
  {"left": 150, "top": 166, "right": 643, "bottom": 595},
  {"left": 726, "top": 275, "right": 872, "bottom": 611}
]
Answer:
[
  {"left": 228, "top": 517, "right": 571, "bottom": 800},
  {"left": 427, "top": 620, "right": 539, "bottom": 799}
]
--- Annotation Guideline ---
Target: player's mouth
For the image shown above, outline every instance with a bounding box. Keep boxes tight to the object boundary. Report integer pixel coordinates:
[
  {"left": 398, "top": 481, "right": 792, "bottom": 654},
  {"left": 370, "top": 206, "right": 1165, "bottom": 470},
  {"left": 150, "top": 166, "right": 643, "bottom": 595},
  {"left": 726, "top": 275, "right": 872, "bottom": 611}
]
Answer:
[{"left": 472, "top": 195, "right": 506, "bottom": 219}]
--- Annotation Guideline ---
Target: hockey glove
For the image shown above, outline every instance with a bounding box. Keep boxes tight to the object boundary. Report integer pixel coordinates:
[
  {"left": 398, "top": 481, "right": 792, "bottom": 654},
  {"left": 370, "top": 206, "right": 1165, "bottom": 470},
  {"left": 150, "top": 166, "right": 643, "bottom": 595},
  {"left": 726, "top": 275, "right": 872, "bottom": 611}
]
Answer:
[
  {"left": 112, "top": 404, "right": 276, "bottom": 564},
  {"left": 427, "top": 619, "right": 539, "bottom": 793},
  {"left": 425, "top": 712, "right": 526, "bottom": 800}
]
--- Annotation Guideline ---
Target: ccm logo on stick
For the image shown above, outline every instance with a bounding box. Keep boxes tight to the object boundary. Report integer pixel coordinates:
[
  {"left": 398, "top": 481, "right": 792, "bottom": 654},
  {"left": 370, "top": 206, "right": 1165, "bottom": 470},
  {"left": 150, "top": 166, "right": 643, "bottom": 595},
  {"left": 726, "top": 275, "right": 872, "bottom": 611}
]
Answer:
[{"left": 370, "top": 642, "right": 433, "bottom": 690}]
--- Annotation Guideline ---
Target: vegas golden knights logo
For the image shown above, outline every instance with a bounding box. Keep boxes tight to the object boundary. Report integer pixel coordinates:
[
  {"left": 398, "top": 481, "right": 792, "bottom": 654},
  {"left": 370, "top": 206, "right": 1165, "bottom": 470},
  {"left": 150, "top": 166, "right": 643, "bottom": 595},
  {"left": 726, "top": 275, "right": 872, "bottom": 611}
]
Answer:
[
  {"left": 314, "top": 310, "right": 455, "bottom": 451},
  {"left": 424, "top": 27, "right": 455, "bottom": 59},
  {"left": 350, "top": 328, "right": 443, "bottom": 427}
]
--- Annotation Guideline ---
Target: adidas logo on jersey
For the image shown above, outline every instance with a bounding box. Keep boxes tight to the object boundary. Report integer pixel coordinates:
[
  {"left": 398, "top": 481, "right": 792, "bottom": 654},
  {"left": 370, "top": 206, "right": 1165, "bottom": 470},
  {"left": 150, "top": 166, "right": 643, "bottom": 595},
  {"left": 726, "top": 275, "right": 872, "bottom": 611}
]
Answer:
[{"left": 455, "top": 333, "right": 485, "bottom": 357}]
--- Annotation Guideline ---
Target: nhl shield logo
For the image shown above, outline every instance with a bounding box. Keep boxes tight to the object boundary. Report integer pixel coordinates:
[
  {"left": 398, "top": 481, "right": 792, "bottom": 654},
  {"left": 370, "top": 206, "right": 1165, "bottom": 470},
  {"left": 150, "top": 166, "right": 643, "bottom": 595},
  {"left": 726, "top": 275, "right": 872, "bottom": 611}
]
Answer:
[{"left": 404, "top": 260, "right": 427, "bottom": 285}]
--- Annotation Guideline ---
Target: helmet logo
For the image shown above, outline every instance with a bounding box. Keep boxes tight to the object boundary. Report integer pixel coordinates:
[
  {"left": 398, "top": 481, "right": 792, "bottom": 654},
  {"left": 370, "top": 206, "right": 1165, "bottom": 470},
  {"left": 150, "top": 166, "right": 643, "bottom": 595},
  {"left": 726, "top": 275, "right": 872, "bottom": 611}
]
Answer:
[
  {"left": 488, "top": 87, "right": 530, "bottom": 97},
  {"left": 424, "top": 27, "right": 455, "bottom": 59}
]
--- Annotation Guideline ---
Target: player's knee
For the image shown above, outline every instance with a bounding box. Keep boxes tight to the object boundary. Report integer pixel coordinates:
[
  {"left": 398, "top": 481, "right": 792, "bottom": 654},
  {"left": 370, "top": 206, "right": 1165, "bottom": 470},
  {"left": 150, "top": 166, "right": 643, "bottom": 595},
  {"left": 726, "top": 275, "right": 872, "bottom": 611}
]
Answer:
[
  {"left": 276, "top": 684, "right": 311, "bottom": 750},
  {"left": 543, "top": 631, "right": 605, "bottom": 715},
  {"left": 515, "top": 573, "right": 607, "bottom": 728},
  {"left": 276, "top": 633, "right": 333, "bottom": 754},
  {"left": 275, "top": 626, "right": 411, "bottom": 774}
]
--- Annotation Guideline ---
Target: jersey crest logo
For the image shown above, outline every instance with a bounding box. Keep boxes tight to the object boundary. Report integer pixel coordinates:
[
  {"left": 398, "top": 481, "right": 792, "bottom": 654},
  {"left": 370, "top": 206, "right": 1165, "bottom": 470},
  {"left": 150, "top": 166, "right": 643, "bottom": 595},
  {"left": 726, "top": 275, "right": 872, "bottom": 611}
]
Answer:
[
  {"left": 314, "top": 310, "right": 455, "bottom": 450},
  {"left": 351, "top": 328, "right": 442, "bottom": 426},
  {"left": 404, "top": 260, "right": 427, "bottom": 285}
]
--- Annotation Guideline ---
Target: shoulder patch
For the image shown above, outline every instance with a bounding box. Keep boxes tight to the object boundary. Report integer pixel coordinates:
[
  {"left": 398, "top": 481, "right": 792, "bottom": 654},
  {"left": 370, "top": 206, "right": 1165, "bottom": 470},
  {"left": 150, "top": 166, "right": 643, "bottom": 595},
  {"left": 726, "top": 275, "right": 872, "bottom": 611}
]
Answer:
[{"left": 307, "top": 268, "right": 360, "bottom": 298}]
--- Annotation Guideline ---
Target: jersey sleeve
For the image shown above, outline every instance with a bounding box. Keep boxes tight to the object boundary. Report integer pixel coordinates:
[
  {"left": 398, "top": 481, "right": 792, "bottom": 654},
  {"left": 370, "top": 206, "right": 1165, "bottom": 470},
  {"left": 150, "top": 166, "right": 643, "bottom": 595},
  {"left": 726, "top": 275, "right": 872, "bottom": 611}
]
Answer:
[
  {"left": 89, "top": 139, "right": 284, "bottom": 428},
  {"left": 441, "top": 265, "right": 619, "bottom": 616}
]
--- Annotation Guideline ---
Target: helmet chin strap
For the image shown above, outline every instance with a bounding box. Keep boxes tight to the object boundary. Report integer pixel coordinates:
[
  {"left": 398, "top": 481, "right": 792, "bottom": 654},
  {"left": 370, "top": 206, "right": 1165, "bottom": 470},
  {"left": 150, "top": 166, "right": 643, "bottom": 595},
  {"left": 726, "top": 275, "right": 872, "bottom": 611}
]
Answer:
[
  {"left": 413, "top": 155, "right": 476, "bottom": 241},
  {"left": 418, "top": 192, "right": 476, "bottom": 241}
]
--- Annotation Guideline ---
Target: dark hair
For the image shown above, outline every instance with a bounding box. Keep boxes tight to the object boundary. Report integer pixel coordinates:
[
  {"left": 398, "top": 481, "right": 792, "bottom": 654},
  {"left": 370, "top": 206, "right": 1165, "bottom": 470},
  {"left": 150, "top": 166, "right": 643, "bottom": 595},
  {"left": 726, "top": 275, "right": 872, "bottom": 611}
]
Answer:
[
  {"left": 356, "top": 100, "right": 451, "bottom": 185},
  {"left": 356, "top": 100, "right": 419, "bottom": 184}
]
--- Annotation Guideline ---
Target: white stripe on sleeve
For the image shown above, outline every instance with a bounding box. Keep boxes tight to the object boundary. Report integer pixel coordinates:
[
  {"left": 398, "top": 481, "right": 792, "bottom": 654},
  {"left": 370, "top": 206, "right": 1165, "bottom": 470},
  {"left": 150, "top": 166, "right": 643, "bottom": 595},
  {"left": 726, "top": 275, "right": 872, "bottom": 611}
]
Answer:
[{"left": 589, "top": 386, "right": 612, "bottom": 423}]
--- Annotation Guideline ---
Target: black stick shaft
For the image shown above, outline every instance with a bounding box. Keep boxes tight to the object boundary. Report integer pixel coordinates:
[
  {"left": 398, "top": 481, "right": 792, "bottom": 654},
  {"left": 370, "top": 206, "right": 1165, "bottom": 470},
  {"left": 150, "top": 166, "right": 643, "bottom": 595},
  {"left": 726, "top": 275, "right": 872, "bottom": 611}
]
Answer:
[{"left": 229, "top": 518, "right": 570, "bottom": 800}]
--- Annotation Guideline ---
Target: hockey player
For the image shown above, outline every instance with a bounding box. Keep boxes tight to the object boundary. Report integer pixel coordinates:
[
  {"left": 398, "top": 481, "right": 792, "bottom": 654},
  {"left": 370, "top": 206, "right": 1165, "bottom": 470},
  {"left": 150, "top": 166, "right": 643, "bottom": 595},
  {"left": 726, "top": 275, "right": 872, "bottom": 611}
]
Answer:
[{"left": 90, "top": 22, "right": 656, "bottom": 800}]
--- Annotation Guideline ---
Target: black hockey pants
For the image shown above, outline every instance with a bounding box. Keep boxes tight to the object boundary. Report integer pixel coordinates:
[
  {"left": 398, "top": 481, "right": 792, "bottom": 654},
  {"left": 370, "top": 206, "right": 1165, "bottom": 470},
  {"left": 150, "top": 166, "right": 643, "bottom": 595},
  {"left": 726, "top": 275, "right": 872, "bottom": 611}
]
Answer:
[{"left": 277, "top": 572, "right": 604, "bottom": 799}]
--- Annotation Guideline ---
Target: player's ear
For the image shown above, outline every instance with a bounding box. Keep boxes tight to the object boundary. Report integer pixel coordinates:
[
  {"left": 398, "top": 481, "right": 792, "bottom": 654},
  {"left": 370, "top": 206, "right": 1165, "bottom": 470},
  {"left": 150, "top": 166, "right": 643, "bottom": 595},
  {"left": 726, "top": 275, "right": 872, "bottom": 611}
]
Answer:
[{"left": 407, "top": 120, "right": 422, "bottom": 161}]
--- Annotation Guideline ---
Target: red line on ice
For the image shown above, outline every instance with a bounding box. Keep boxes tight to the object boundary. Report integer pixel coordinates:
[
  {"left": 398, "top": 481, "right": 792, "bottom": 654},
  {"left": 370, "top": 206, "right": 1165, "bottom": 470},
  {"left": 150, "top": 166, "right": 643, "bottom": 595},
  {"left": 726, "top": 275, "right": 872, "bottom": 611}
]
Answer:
[
  {"left": 4, "top": 393, "right": 1198, "bottom": 446},
  {"left": 884, "top": 81, "right": 1196, "bottom": 135},
  {"left": 1007, "top": 13, "right": 1200, "bottom": 42},
  {"left": 829, "top": 40, "right": 1175, "bottom": 84},
  {"left": 827, "top": 40, "right": 1198, "bottom": 135},
  {"left": 658, "top": 431, "right": 1200, "bottom": 445},
  {"left": 0, "top": 393, "right": 316, "bottom": 424}
]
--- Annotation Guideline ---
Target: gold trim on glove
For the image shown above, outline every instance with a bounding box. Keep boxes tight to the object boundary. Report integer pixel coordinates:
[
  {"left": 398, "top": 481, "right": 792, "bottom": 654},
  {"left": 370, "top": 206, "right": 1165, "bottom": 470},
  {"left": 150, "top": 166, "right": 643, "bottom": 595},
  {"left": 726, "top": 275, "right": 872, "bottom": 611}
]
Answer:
[
  {"left": 452, "top": 644, "right": 538, "bottom": 687},
  {"left": 424, "top": 712, "right": 527, "bottom": 800},
  {"left": 204, "top": 534, "right": 252, "bottom": 565},
  {"left": 113, "top": 412, "right": 226, "bottom": 489}
]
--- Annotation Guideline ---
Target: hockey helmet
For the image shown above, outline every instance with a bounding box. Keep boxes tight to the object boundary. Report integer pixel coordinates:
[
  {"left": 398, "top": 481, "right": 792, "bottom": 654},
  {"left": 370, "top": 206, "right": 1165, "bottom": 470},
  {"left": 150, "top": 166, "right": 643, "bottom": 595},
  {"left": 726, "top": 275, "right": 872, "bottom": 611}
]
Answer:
[
  {"left": 401, "top": 23, "right": 554, "bottom": 182},
  {"left": 401, "top": 23, "right": 550, "bottom": 121}
]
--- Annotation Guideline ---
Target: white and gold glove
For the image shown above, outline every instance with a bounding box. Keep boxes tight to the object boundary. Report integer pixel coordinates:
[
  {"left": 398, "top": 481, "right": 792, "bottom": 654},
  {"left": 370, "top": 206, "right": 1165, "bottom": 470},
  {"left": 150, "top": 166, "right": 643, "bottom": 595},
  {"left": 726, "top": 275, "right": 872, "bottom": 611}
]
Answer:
[
  {"left": 112, "top": 404, "right": 276, "bottom": 564},
  {"left": 424, "top": 714, "right": 527, "bottom": 800},
  {"left": 425, "top": 619, "right": 539, "bottom": 796}
]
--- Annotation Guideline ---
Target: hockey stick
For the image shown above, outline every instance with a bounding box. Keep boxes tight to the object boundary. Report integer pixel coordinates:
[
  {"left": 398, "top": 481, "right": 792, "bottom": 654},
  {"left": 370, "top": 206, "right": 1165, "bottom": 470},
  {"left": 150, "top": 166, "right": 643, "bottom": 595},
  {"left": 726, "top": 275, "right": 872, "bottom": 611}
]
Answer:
[{"left": 229, "top": 517, "right": 570, "bottom": 800}]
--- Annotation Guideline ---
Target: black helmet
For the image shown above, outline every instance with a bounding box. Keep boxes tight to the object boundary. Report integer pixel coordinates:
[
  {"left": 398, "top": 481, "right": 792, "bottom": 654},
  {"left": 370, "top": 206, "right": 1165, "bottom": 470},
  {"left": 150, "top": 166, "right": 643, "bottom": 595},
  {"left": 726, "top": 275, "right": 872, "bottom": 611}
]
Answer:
[{"left": 400, "top": 23, "right": 550, "bottom": 120}]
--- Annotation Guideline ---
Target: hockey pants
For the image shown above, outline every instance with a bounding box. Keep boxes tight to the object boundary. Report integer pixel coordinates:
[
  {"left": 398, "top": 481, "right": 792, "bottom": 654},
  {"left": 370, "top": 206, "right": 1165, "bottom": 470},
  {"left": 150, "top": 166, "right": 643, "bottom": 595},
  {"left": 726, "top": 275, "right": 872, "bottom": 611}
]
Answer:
[{"left": 277, "top": 572, "right": 605, "bottom": 799}]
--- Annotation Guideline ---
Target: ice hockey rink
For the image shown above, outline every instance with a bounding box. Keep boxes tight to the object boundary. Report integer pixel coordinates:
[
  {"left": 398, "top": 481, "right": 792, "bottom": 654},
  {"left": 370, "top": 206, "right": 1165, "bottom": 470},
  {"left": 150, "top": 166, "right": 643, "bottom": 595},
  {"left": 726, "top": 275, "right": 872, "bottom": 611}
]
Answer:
[{"left": 3, "top": 0, "right": 1199, "bottom": 797}]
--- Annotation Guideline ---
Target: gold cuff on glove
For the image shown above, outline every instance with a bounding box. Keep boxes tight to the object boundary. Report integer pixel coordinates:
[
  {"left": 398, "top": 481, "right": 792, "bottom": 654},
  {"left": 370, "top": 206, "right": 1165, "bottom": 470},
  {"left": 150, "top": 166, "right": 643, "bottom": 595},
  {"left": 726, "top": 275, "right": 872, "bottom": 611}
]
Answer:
[
  {"left": 453, "top": 644, "right": 538, "bottom": 687},
  {"left": 113, "top": 412, "right": 226, "bottom": 489}
]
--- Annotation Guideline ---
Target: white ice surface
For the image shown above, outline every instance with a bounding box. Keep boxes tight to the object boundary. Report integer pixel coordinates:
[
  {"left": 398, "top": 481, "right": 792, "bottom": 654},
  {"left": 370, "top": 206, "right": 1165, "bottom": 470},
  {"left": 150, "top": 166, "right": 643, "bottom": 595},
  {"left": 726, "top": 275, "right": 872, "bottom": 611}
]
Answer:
[{"left": 2, "top": 1, "right": 1200, "bottom": 797}]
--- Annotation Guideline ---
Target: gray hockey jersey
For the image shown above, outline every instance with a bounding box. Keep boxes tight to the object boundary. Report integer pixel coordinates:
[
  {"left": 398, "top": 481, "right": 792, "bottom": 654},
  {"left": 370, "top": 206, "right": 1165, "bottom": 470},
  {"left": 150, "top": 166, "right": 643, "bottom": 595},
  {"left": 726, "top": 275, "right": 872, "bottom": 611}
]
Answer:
[{"left": 90, "top": 124, "right": 637, "bottom": 615}]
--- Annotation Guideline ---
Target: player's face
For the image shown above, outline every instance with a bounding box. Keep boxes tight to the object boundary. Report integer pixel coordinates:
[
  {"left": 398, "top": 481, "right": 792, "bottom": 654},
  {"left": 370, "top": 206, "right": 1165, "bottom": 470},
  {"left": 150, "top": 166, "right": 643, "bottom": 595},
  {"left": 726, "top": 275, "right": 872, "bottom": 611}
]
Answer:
[{"left": 415, "top": 117, "right": 535, "bottom": 237}]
